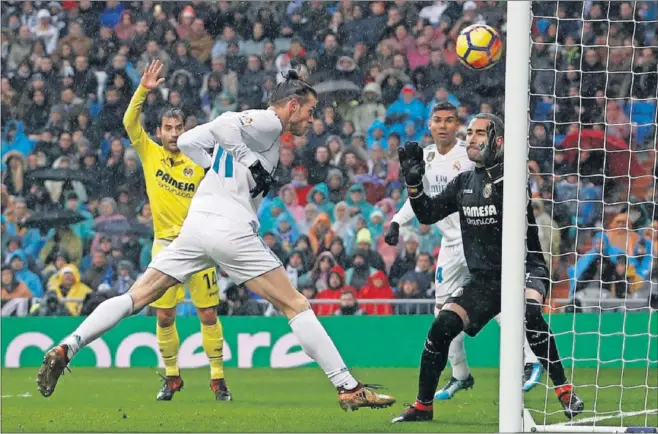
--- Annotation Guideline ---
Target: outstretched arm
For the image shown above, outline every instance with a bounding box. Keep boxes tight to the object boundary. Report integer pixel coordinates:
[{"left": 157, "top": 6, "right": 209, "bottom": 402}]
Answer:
[
  {"left": 123, "top": 60, "right": 166, "bottom": 155},
  {"left": 409, "top": 176, "right": 460, "bottom": 225},
  {"left": 122, "top": 86, "right": 150, "bottom": 154},
  {"left": 177, "top": 122, "right": 217, "bottom": 170},
  {"left": 391, "top": 199, "right": 416, "bottom": 226},
  {"left": 397, "top": 142, "right": 460, "bottom": 226}
]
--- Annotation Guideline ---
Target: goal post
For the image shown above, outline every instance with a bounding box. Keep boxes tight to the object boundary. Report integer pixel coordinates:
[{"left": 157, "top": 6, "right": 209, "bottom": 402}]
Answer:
[
  {"left": 499, "top": 1, "right": 532, "bottom": 432},
  {"left": 502, "top": 1, "right": 657, "bottom": 433}
]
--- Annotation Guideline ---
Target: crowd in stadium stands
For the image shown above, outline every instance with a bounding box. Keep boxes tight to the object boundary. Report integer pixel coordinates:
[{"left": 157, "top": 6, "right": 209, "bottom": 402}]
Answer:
[{"left": 1, "top": 1, "right": 656, "bottom": 317}]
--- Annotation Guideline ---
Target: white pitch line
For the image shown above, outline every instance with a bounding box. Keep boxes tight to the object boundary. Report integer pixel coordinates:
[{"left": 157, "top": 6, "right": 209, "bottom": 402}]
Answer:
[
  {"left": 1, "top": 392, "right": 32, "bottom": 399},
  {"left": 550, "top": 409, "right": 658, "bottom": 427}
]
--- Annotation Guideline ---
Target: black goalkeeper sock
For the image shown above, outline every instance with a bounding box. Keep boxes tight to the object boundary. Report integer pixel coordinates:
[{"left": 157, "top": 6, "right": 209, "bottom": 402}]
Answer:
[
  {"left": 525, "top": 299, "right": 568, "bottom": 386},
  {"left": 417, "top": 310, "right": 464, "bottom": 404}
]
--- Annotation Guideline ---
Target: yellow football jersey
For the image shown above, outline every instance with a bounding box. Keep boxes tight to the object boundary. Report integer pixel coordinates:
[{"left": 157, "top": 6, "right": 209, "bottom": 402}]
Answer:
[{"left": 123, "top": 85, "right": 204, "bottom": 241}]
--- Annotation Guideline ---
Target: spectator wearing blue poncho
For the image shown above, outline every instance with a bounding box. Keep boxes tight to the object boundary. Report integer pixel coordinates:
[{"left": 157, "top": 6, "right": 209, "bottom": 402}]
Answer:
[
  {"left": 306, "top": 183, "right": 335, "bottom": 220},
  {"left": 6, "top": 249, "right": 43, "bottom": 297},
  {"left": 385, "top": 181, "right": 407, "bottom": 211},
  {"left": 385, "top": 84, "right": 426, "bottom": 135},
  {"left": 400, "top": 120, "right": 424, "bottom": 144},
  {"left": 258, "top": 197, "right": 286, "bottom": 236},
  {"left": 366, "top": 119, "right": 388, "bottom": 150},
  {"left": 3, "top": 198, "right": 43, "bottom": 260},
  {"left": 1, "top": 121, "right": 35, "bottom": 163},
  {"left": 633, "top": 234, "right": 654, "bottom": 281},
  {"left": 425, "top": 87, "right": 462, "bottom": 119},
  {"left": 417, "top": 224, "right": 442, "bottom": 256},
  {"left": 274, "top": 212, "right": 301, "bottom": 252},
  {"left": 368, "top": 208, "right": 386, "bottom": 242},
  {"left": 63, "top": 193, "right": 95, "bottom": 244},
  {"left": 346, "top": 184, "right": 374, "bottom": 219}
]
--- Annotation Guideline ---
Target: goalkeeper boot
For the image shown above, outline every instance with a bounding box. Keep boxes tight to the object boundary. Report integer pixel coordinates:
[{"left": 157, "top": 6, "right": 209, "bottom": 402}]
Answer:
[
  {"left": 156, "top": 373, "right": 184, "bottom": 401},
  {"left": 391, "top": 402, "right": 434, "bottom": 423},
  {"left": 523, "top": 362, "right": 544, "bottom": 392},
  {"left": 210, "top": 378, "right": 232, "bottom": 401},
  {"left": 338, "top": 383, "right": 396, "bottom": 411},
  {"left": 556, "top": 384, "right": 584, "bottom": 419},
  {"left": 434, "top": 374, "right": 475, "bottom": 400},
  {"left": 36, "top": 345, "right": 71, "bottom": 398}
]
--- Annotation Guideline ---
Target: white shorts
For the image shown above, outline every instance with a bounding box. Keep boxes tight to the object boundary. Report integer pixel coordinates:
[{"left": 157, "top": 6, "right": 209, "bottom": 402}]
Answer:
[
  {"left": 149, "top": 211, "right": 282, "bottom": 285},
  {"left": 435, "top": 243, "right": 470, "bottom": 306}
]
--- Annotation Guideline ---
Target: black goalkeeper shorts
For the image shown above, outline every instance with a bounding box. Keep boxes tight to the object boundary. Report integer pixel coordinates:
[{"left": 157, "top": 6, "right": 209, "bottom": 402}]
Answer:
[
  {"left": 525, "top": 265, "right": 549, "bottom": 299},
  {"left": 445, "top": 267, "right": 549, "bottom": 337}
]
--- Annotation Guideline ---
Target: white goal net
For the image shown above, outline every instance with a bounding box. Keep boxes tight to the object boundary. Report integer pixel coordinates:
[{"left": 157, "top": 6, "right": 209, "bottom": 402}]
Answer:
[{"left": 519, "top": 1, "right": 658, "bottom": 432}]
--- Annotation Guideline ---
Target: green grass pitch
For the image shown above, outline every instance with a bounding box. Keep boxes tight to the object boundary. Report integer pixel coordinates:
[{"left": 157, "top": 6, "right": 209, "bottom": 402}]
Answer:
[{"left": 2, "top": 367, "right": 656, "bottom": 432}]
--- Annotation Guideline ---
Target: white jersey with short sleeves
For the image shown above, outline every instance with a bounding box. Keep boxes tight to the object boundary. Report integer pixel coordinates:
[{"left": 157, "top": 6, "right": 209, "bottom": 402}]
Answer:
[
  {"left": 392, "top": 140, "right": 474, "bottom": 246},
  {"left": 179, "top": 109, "right": 283, "bottom": 227}
]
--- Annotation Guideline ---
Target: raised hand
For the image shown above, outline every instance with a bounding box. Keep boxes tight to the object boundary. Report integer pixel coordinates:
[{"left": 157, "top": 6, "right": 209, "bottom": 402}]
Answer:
[
  {"left": 384, "top": 222, "right": 400, "bottom": 246},
  {"left": 140, "top": 59, "right": 165, "bottom": 90},
  {"left": 398, "top": 141, "right": 426, "bottom": 198}
]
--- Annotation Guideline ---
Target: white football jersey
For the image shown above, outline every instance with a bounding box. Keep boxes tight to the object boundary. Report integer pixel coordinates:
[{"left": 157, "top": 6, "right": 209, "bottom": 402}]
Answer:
[
  {"left": 392, "top": 140, "right": 474, "bottom": 246},
  {"left": 178, "top": 109, "right": 283, "bottom": 227}
]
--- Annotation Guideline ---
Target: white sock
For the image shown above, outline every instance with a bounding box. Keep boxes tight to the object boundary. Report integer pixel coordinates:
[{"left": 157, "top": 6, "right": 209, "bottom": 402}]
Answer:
[
  {"left": 523, "top": 335, "right": 539, "bottom": 365},
  {"left": 493, "top": 314, "right": 539, "bottom": 365},
  {"left": 448, "top": 331, "right": 470, "bottom": 380},
  {"left": 289, "top": 309, "right": 358, "bottom": 390},
  {"left": 61, "top": 293, "right": 135, "bottom": 360}
]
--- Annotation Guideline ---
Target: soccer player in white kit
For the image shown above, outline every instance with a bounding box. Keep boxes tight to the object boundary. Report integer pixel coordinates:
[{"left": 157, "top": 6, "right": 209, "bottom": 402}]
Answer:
[
  {"left": 36, "top": 70, "right": 396, "bottom": 412},
  {"left": 384, "top": 103, "right": 542, "bottom": 401}
]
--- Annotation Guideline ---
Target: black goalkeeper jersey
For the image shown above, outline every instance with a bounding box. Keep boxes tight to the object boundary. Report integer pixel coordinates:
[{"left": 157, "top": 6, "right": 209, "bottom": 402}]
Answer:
[{"left": 410, "top": 165, "right": 548, "bottom": 277}]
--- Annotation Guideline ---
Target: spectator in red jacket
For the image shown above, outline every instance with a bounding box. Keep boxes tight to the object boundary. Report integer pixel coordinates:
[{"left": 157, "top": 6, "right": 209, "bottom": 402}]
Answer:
[
  {"left": 358, "top": 270, "right": 395, "bottom": 315},
  {"left": 291, "top": 166, "right": 312, "bottom": 207},
  {"left": 314, "top": 265, "right": 356, "bottom": 316}
]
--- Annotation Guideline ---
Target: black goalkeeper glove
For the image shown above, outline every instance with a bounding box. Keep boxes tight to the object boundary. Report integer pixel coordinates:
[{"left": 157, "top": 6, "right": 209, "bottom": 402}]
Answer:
[
  {"left": 398, "top": 141, "right": 425, "bottom": 199},
  {"left": 384, "top": 222, "right": 400, "bottom": 246},
  {"left": 249, "top": 160, "right": 274, "bottom": 198}
]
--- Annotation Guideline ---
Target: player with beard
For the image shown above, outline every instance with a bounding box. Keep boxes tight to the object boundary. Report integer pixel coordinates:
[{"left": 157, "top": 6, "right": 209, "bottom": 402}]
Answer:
[
  {"left": 391, "top": 113, "right": 584, "bottom": 423},
  {"left": 37, "top": 70, "right": 395, "bottom": 413},
  {"left": 385, "top": 103, "right": 542, "bottom": 400}
]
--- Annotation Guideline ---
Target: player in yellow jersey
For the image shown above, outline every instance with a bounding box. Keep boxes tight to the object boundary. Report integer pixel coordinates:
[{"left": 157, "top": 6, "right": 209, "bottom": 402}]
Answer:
[{"left": 123, "top": 60, "right": 230, "bottom": 402}]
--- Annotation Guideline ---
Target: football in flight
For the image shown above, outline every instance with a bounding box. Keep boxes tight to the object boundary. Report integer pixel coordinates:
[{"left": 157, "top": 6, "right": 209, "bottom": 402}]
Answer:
[{"left": 456, "top": 24, "right": 504, "bottom": 70}]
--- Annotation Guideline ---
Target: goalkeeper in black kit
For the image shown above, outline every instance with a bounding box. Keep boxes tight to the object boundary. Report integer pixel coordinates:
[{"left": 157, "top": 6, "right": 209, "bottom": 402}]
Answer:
[{"left": 391, "top": 113, "right": 584, "bottom": 423}]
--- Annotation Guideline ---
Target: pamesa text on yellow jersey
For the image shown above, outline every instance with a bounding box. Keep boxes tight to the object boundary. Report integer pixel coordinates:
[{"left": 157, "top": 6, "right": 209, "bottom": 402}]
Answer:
[{"left": 123, "top": 85, "right": 204, "bottom": 241}]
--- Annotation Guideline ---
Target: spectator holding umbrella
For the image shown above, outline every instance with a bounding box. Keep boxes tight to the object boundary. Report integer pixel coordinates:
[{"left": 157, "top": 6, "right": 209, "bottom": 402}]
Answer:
[{"left": 39, "top": 224, "right": 83, "bottom": 268}]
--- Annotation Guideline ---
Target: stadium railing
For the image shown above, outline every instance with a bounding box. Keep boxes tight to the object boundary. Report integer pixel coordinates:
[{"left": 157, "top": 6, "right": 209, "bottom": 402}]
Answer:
[{"left": 4, "top": 297, "right": 653, "bottom": 312}]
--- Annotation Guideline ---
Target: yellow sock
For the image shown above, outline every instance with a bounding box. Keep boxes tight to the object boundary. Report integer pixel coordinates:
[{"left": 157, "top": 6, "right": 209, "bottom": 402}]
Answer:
[
  {"left": 201, "top": 320, "right": 225, "bottom": 380},
  {"left": 156, "top": 323, "right": 180, "bottom": 377}
]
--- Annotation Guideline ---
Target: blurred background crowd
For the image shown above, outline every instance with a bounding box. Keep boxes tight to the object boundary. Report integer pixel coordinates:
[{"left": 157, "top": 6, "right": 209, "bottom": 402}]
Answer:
[{"left": 1, "top": 0, "right": 656, "bottom": 317}]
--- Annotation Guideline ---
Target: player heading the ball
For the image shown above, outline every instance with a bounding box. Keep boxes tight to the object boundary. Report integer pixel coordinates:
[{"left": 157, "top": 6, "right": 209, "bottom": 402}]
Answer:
[{"left": 37, "top": 68, "right": 396, "bottom": 413}]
